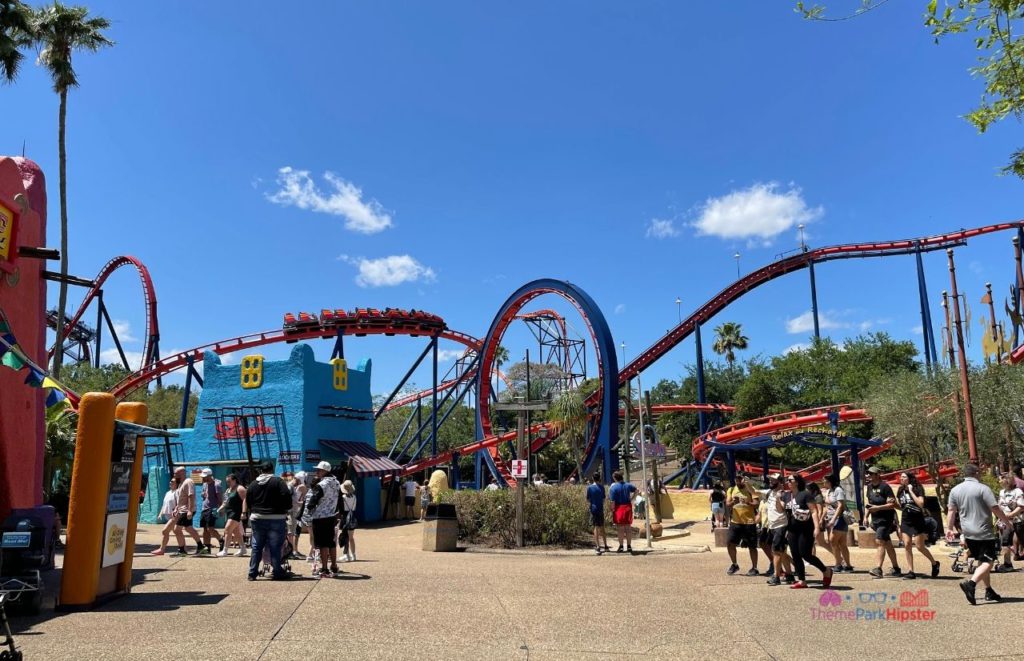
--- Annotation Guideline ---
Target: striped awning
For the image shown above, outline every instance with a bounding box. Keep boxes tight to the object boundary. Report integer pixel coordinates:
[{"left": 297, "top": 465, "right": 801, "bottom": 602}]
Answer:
[{"left": 319, "top": 440, "right": 403, "bottom": 477}]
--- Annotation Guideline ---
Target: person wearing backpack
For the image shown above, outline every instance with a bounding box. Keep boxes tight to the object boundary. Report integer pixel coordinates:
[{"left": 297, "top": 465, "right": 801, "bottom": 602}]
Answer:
[
  {"left": 243, "top": 462, "right": 293, "bottom": 581},
  {"left": 897, "top": 471, "right": 940, "bottom": 579}
]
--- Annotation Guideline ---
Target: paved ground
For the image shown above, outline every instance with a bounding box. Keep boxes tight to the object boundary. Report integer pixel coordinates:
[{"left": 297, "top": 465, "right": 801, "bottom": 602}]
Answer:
[{"left": 8, "top": 520, "right": 1024, "bottom": 660}]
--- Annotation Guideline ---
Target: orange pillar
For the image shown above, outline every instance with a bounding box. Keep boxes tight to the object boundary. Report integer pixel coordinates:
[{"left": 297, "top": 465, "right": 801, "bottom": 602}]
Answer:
[
  {"left": 115, "top": 402, "right": 147, "bottom": 592},
  {"left": 59, "top": 393, "right": 116, "bottom": 607}
]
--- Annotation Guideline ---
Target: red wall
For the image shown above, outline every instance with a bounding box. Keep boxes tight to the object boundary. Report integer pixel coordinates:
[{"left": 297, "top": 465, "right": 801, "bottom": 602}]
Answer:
[{"left": 0, "top": 157, "right": 47, "bottom": 516}]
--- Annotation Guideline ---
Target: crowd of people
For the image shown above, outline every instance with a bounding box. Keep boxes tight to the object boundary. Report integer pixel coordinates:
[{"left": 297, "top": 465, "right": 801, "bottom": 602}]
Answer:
[
  {"left": 713, "top": 463, "right": 1024, "bottom": 604},
  {"left": 150, "top": 461, "right": 367, "bottom": 581}
]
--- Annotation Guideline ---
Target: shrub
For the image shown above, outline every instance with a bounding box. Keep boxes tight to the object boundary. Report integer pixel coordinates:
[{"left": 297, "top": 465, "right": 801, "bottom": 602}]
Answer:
[{"left": 438, "top": 485, "right": 595, "bottom": 548}]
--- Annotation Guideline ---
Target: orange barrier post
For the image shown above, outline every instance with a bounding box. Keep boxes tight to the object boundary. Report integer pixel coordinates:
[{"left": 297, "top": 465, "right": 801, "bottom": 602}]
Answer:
[
  {"left": 115, "top": 402, "right": 147, "bottom": 592},
  {"left": 58, "top": 393, "right": 116, "bottom": 608}
]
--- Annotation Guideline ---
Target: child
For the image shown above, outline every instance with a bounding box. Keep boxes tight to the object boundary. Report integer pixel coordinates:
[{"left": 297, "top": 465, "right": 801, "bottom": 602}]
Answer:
[{"left": 419, "top": 482, "right": 432, "bottom": 521}]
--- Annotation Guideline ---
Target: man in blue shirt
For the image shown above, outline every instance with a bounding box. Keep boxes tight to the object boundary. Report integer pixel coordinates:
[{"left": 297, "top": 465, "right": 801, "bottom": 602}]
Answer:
[
  {"left": 586, "top": 472, "right": 609, "bottom": 555},
  {"left": 609, "top": 470, "right": 637, "bottom": 554}
]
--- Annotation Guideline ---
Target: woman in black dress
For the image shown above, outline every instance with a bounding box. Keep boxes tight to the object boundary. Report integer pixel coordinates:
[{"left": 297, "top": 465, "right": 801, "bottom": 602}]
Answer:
[
  {"left": 784, "top": 474, "right": 833, "bottom": 589},
  {"left": 897, "top": 471, "right": 939, "bottom": 579}
]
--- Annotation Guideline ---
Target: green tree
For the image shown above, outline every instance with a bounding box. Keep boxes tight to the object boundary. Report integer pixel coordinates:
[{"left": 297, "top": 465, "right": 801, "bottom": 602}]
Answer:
[
  {"left": 863, "top": 369, "right": 957, "bottom": 506},
  {"left": 43, "top": 401, "right": 74, "bottom": 500},
  {"left": 969, "top": 363, "right": 1024, "bottom": 466},
  {"left": 32, "top": 2, "right": 112, "bottom": 378},
  {"left": 0, "top": 0, "right": 32, "bottom": 82},
  {"left": 712, "top": 322, "right": 749, "bottom": 367},
  {"left": 549, "top": 388, "right": 587, "bottom": 478},
  {"left": 798, "top": 1, "right": 1024, "bottom": 178}
]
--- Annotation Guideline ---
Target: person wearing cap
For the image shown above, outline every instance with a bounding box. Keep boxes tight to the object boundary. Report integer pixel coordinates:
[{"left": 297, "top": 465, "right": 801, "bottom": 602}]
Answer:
[
  {"left": 863, "top": 466, "right": 902, "bottom": 578},
  {"left": 306, "top": 461, "right": 342, "bottom": 578},
  {"left": 725, "top": 474, "right": 761, "bottom": 576},
  {"left": 948, "top": 463, "right": 1015, "bottom": 604},
  {"left": 171, "top": 466, "right": 205, "bottom": 556},
  {"left": 199, "top": 469, "right": 224, "bottom": 555},
  {"left": 340, "top": 479, "right": 359, "bottom": 561},
  {"left": 762, "top": 473, "right": 793, "bottom": 586},
  {"left": 243, "top": 462, "right": 293, "bottom": 581}
]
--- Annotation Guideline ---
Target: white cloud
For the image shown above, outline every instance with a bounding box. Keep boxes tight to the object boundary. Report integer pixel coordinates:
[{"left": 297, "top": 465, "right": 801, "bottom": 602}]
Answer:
[
  {"left": 784, "top": 342, "right": 810, "bottom": 354},
  {"left": 340, "top": 254, "right": 437, "bottom": 288},
  {"left": 692, "top": 182, "right": 823, "bottom": 243},
  {"left": 911, "top": 325, "right": 924, "bottom": 336},
  {"left": 646, "top": 218, "right": 679, "bottom": 239},
  {"left": 99, "top": 348, "right": 144, "bottom": 370},
  {"left": 111, "top": 320, "right": 137, "bottom": 344},
  {"left": 436, "top": 349, "right": 465, "bottom": 362},
  {"left": 614, "top": 304, "right": 626, "bottom": 315},
  {"left": 267, "top": 167, "right": 393, "bottom": 234},
  {"left": 785, "top": 310, "right": 847, "bottom": 334}
]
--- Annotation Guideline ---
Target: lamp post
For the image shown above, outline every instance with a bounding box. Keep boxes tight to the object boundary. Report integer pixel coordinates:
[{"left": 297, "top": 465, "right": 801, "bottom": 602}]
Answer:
[
  {"left": 798, "top": 224, "right": 807, "bottom": 252},
  {"left": 675, "top": 297, "right": 681, "bottom": 325},
  {"left": 733, "top": 252, "right": 741, "bottom": 279}
]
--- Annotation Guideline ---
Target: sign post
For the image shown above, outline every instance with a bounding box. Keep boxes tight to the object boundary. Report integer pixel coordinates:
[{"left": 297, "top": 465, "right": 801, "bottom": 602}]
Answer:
[{"left": 494, "top": 399, "right": 549, "bottom": 548}]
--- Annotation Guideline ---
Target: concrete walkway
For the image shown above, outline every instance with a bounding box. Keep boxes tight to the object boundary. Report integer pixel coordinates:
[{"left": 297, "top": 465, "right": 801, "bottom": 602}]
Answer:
[{"left": 9, "top": 521, "right": 1024, "bottom": 660}]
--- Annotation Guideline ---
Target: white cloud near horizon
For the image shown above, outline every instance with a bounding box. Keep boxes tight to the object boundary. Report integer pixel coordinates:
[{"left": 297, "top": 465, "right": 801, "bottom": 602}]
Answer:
[
  {"left": 614, "top": 303, "right": 626, "bottom": 315},
  {"left": 437, "top": 349, "right": 465, "bottom": 362},
  {"left": 267, "top": 167, "right": 393, "bottom": 234},
  {"left": 646, "top": 218, "right": 680, "bottom": 239},
  {"left": 99, "top": 348, "right": 144, "bottom": 371},
  {"left": 692, "top": 182, "right": 823, "bottom": 243},
  {"left": 784, "top": 342, "right": 810, "bottom": 354},
  {"left": 785, "top": 310, "right": 846, "bottom": 334},
  {"left": 111, "top": 320, "right": 138, "bottom": 344},
  {"left": 340, "top": 254, "right": 437, "bottom": 288}
]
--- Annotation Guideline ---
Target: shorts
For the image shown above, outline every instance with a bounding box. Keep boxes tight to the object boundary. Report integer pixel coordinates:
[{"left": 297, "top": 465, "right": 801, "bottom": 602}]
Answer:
[
  {"left": 612, "top": 504, "right": 633, "bottom": 526},
  {"left": 311, "top": 518, "right": 337, "bottom": 549},
  {"left": 871, "top": 519, "right": 896, "bottom": 542},
  {"left": 591, "top": 510, "right": 605, "bottom": 527},
  {"left": 224, "top": 509, "right": 241, "bottom": 523},
  {"left": 965, "top": 537, "right": 1000, "bottom": 565},
  {"left": 901, "top": 514, "right": 926, "bottom": 538},
  {"left": 175, "top": 512, "right": 194, "bottom": 528},
  {"left": 830, "top": 516, "right": 849, "bottom": 533},
  {"left": 728, "top": 523, "right": 758, "bottom": 549},
  {"left": 405, "top": 496, "right": 415, "bottom": 507},
  {"left": 711, "top": 502, "right": 724, "bottom": 515},
  {"left": 1000, "top": 522, "right": 1024, "bottom": 547},
  {"left": 199, "top": 509, "right": 219, "bottom": 529},
  {"left": 766, "top": 527, "right": 788, "bottom": 553},
  {"left": 286, "top": 511, "right": 297, "bottom": 532}
]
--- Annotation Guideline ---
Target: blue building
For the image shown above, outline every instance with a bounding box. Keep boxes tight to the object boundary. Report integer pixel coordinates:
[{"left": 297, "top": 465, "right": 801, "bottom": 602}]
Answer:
[{"left": 140, "top": 343, "right": 398, "bottom": 524}]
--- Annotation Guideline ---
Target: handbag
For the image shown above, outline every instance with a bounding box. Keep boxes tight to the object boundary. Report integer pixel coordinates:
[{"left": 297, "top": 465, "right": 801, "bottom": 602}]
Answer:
[{"left": 843, "top": 510, "right": 856, "bottom": 525}]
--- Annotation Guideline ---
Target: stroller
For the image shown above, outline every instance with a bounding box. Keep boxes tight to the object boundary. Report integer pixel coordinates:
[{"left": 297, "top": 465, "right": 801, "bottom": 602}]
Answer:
[
  {"left": 949, "top": 546, "right": 975, "bottom": 574},
  {"left": 257, "top": 538, "right": 294, "bottom": 578}
]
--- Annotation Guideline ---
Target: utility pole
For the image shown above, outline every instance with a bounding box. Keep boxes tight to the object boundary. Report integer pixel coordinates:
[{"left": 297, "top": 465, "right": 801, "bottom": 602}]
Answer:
[
  {"left": 634, "top": 375, "right": 652, "bottom": 548},
  {"left": 947, "top": 250, "right": 978, "bottom": 462},
  {"left": 942, "top": 291, "right": 966, "bottom": 453},
  {"left": 494, "top": 399, "right": 549, "bottom": 548},
  {"left": 621, "top": 342, "right": 630, "bottom": 482}
]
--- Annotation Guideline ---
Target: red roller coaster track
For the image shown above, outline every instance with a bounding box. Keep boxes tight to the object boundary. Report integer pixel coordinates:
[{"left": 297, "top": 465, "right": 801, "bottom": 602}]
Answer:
[
  {"left": 50, "top": 256, "right": 160, "bottom": 370},
  {"left": 109, "top": 319, "right": 481, "bottom": 400}
]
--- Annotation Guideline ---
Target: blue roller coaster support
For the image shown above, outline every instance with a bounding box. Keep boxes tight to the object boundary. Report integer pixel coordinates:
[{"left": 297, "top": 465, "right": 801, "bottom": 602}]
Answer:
[
  {"left": 809, "top": 261, "right": 821, "bottom": 340},
  {"left": 695, "top": 322, "right": 707, "bottom": 435}
]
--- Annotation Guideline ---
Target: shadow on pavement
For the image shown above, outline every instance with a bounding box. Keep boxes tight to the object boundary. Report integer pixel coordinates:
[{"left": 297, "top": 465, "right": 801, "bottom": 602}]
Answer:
[{"left": 97, "top": 591, "right": 227, "bottom": 612}]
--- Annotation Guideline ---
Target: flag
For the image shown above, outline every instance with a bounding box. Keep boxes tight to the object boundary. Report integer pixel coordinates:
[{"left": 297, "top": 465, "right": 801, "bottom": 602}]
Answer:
[
  {"left": 45, "top": 388, "right": 66, "bottom": 409},
  {"left": 24, "top": 367, "right": 44, "bottom": 388},
  {"left": 2, "top": 348, "right": 25, "bottom": 370}
]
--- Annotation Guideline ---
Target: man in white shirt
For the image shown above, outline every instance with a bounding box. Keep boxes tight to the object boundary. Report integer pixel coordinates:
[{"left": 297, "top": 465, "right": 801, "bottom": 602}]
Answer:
[
  {"left": 403, "top": 477, "right": 419, "bottom": 519},
  {"left": 996, "top": 472, "right": 1024, "bottom": 571}
]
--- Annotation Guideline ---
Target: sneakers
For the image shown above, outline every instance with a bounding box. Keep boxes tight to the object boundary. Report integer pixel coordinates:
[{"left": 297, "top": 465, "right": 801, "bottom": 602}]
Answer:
[
  {"left": 216, "top": 550, "right": 228, "bottom": 557},
  {"left": 766, "top": 576, "right": 781, "bottom": 586},
  {"left": 842, "top": 565, "right": 855, "bottom": 573},
  {"left": 782, "top": 573, "right": 796, "bottom": 585},
  {"left": 726, "top": 564, "right": 740, "bottom": 575},
  {"left": 984, "top": 587, "right": 1002, "bottom": 602},
  {"left": 832, "top": 564, "right": 844, "bottom": 573},
  {"left": 172, "top": 548, "right": 187, "bottom": 557},
  {"left": 931, "top": 561, "right": 940, "bottom": 578},
  {"left": 616, "top": 546, "right": 624, "bottom": 554},
  {"left": 195, "top": 544, "right": 209, "bottom": 556},
  {"left": 150, "top": 549, "right": 165, "bottom": 556},
  {"left": 888, "top": 567, "right": 903, "bottom": 577},
  {"left": 234, "top": 549, "right": 247, "bottom": 557},
  {"left": 903, "top": 571, "right": 916, "bottom": 580},
  {"left": 790, "top": 580, "right": 808, "bottom": 589},
  {"left": 869, "top": 567, "right": 883, "bottom": 579},
  {"left": 960, "top": 579, "right": 977, "bottom": 605},
  {"left": 625, "top": 547, "right": 632, "bottom": 555},
  {"left": 595, "top": 547, "right": 603, "bottom": 555},
  {"left": 745, "top": 568, "right": 759, "bottom": 577},
  {"left": 766, "top": 563, "right": 774, "bottom": 576}
]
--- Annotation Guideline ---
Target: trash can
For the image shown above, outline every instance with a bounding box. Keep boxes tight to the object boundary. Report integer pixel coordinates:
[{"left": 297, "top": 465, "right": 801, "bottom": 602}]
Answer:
[{"left": 422, "top": 503, "right": 458, "bottom": 552}]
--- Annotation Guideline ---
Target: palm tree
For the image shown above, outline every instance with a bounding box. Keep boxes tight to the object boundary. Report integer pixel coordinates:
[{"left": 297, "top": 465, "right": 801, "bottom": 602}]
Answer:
[
  {"left": 43, "top": 401, "right": 74, "bottom": 500},
  {"left": 550, "top": 389, "right": 587, "bottom": 479},
  {"left": 32, "top": 2, "right": 112, "bottom": 378},
  {"left": 712, "top": 321, "right": 749, "bottom": 367},
  {"left": 0, "top": 0, "right": 33, "bottom": 82},
  {"left": 493, "top": 344, "right": 509, "bottom": 396}
]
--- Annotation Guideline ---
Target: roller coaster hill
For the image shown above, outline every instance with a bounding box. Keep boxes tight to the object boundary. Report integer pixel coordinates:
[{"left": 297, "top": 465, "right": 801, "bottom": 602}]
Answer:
[{"left": 47, "top": 220, "right": 1024, "bottom": 494}]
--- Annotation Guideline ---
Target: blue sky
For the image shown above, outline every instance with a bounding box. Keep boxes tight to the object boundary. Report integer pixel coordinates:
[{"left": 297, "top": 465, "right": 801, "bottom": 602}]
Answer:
[{"left": 3, "top": 1, "right": 1021, "bottom": 397}]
